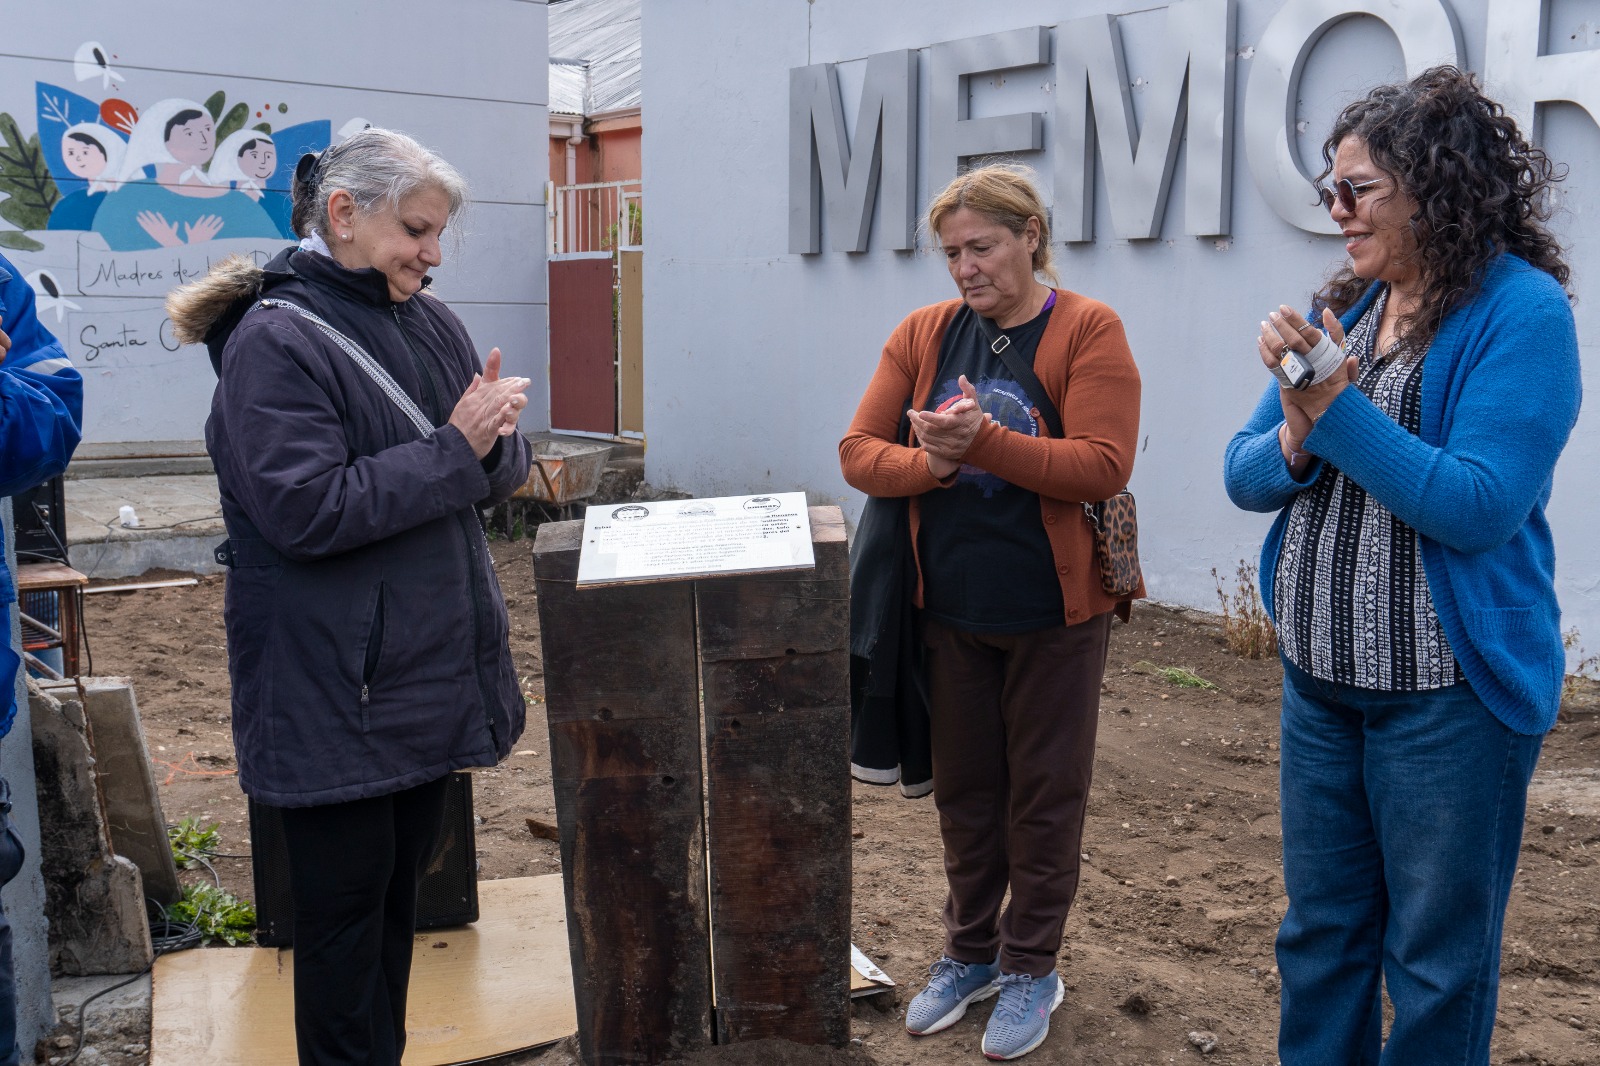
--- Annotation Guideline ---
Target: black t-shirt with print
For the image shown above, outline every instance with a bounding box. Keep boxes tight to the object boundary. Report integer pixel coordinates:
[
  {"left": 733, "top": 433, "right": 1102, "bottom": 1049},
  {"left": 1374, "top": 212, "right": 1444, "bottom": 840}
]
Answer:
[{"left": 917, "top": 302, "right": 1064, "bottom": 634}]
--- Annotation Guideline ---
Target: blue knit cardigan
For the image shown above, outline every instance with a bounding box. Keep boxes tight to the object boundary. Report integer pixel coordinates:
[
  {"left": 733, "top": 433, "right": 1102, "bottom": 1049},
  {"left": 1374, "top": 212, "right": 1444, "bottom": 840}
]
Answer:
[{"left": 1224, "top": 253, "right": 1582, "bottom": 735}]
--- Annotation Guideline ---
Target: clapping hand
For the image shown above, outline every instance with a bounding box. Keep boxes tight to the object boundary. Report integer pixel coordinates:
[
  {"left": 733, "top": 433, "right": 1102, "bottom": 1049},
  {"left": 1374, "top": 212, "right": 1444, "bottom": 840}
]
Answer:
[
  {"left": 908, "top": 375, "right": 988, "bottom": 479},
  {"left": 448, "top": 347, "right": 530, "bottom": 459},
  {"left": 1259, "top": 306, "right": 1358, "bottom": 428}
]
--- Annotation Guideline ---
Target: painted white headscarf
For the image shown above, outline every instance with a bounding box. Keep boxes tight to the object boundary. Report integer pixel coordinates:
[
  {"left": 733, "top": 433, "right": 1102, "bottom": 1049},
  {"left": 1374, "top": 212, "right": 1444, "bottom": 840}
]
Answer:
[
  {"left": 208, "top": 128, "right": 276, "bottom": 193},
  {"left": 62, "top": 122, "right": 126, "bottom": 194},
  {"left": 114, "top": 98, "right": 216, "bottom": 186}
]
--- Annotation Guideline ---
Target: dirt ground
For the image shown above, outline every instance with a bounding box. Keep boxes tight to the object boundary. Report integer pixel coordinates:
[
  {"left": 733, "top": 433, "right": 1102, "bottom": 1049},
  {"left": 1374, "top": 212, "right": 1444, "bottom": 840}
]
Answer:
[{"left": 82, "top": 540, "right": 1600, "bottom": 1066}]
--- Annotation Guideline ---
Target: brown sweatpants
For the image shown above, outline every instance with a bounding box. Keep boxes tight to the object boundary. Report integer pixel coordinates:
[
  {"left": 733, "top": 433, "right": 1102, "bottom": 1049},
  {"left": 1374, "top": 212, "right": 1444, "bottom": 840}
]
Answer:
[{"left": 923, "top": 611, "right": 1113, "bottom": 978}]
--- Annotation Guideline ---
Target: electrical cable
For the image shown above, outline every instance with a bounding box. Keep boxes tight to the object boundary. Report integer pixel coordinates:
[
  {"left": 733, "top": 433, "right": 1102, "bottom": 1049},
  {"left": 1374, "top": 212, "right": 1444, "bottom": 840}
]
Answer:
[{"left": 58, "top": 902, "right": 202, "bottom": 1065}]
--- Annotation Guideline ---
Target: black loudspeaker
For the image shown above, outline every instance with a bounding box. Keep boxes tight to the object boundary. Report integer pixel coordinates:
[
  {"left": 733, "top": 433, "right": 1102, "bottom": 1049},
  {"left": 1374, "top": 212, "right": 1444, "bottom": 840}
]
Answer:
[
  {"left": 11, "top": 476, "right": 68, "bottom": 563},
  {"left": 249, "top": 771, "right": 480, "bottom": 947}
]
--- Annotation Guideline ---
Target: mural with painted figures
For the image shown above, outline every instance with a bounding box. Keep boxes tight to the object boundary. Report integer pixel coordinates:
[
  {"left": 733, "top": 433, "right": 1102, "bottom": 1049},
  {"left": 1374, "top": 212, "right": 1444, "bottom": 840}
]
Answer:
[{"left": 0, "top": 40, "right": 356, "bottom": 255}]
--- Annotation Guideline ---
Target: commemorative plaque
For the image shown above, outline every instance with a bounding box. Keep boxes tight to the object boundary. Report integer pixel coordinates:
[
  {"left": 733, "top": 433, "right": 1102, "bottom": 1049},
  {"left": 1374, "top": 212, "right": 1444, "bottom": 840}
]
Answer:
[{"left": 574, "top": 491, "right": 815, "bottom": 587}]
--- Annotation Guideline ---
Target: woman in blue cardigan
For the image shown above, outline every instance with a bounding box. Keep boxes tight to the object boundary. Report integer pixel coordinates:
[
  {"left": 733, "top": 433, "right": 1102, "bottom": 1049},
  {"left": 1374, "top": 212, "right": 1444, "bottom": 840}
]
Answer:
[{"left": 1223, "top": 67, "right": 1580, "bottom": 1065}]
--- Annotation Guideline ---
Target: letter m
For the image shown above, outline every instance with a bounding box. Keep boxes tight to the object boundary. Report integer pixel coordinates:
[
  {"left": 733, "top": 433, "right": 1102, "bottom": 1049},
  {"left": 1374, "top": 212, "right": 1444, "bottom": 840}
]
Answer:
[
  {"left": 1054, "top": 0, "right": 1236, "bottom": 241},
  {"left": 789, "top": 50, "right": 918, "bottom": 253}
]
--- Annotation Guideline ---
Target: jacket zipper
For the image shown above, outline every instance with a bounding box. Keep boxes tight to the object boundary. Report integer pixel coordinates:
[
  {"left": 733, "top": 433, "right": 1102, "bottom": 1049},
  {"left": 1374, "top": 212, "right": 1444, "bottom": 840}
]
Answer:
[
  {"left": 360, "top": 581, "right": 385, "bottom": 710},
  {"left": 390, "top": 305, "right": 502, "bottom": 750}
]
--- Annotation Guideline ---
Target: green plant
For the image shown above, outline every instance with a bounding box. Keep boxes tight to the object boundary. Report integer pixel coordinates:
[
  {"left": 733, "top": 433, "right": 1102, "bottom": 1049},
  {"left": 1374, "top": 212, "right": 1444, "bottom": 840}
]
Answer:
[
  {"left": 1132, "top": 660, "right": 1220, "bottom": 690},
  {"left": 1212, "top": 560, "right": 1277, "bottom": 660},
  {"left": 1158, "top": 666, "right": 1218, "bottom": 690},
  {"left": 167, "top": 817, "right": 221, "bottom": 870},
  {"left": 0, "top": 111, "right": 60, "bottom": 250},
  {"left": 165, "top": 883, "right": 256, "bottom": 946}
]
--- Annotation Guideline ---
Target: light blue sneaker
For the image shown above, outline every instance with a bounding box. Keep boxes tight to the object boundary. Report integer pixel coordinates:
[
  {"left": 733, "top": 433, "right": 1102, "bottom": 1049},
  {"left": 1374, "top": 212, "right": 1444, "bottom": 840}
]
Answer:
[
  {"left": 981, "top": 971, "right": 1065, "bottom": 1060},
  {"left": 904, "top": 955, "right": 1001, "bottom": 1036}
]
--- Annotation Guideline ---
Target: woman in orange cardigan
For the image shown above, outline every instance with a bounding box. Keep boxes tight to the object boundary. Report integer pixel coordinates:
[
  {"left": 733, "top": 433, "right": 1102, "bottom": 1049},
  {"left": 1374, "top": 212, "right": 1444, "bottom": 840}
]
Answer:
[{"left": 840, "top": 163, "right": 1141, "bottom": 1061}]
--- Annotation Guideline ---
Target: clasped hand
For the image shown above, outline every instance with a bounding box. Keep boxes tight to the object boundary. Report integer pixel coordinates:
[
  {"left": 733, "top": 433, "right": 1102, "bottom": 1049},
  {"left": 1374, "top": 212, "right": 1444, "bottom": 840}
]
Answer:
[
  {"left": 1258, "top": 305, "right": 1358, "bottom": 449},
  {"left": 448, "top": 347, "right": 530, "bottom": 459},
  {"left": 907, "top": 375, "right": 989, "bottom": 479}
]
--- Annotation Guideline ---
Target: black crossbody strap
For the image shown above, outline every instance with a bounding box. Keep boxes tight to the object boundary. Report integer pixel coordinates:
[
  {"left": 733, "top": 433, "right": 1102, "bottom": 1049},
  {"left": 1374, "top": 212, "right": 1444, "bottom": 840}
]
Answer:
[{"left": 970, "top": 310, "right": 1064, "bottom": 440}]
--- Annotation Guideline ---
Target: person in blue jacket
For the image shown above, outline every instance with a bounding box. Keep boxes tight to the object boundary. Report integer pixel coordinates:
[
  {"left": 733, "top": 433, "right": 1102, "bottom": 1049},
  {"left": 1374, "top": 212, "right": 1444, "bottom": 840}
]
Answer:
[
  {"left": 1223, "top": 68, "right": 1581, "bottom": 1066},
  {"left": 0, "top": 252, "right": 84, "bottom": 1066}
]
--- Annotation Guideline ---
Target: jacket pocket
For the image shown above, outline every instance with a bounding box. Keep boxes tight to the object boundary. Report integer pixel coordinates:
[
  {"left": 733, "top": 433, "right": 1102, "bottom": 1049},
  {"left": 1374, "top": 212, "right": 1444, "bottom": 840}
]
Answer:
[
  {"left": 359, "top": 581, "right": 388, "bottom": 728},
  {"left": 1467, "top": 604, "right": 1563, "bottom": 714}
]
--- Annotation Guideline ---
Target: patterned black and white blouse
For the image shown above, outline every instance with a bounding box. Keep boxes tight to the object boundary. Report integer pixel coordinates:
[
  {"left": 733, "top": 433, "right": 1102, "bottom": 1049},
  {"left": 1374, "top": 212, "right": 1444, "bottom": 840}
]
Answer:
[{"left": 1273, "top": 288, "right": 1463, "bottom": 690}]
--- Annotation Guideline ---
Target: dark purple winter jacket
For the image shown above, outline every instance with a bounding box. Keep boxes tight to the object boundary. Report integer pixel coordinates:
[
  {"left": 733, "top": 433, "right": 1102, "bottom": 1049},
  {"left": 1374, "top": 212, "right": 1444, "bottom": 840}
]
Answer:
[{"left": 202, "top": 247, "right": 530, "bottom": 806}]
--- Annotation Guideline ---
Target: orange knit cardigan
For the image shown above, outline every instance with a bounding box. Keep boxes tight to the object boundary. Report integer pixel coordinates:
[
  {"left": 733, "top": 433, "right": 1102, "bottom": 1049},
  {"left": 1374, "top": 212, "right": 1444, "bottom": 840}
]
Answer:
[{"left": 839, "top": 291, "right": 1145, "bottom": 622}]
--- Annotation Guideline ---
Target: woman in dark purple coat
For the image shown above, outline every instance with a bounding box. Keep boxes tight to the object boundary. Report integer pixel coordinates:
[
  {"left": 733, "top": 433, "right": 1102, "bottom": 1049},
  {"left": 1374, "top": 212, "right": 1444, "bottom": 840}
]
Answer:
[{"left": 168, "top": 127, "right": 532, "bottom": 1066}]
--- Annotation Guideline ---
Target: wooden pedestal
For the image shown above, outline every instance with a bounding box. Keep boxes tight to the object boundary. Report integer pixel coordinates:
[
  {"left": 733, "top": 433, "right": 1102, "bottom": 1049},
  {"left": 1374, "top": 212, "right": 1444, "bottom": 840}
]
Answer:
[{"left": 532, "top": 506, "right": 850, "bottom": 1065}]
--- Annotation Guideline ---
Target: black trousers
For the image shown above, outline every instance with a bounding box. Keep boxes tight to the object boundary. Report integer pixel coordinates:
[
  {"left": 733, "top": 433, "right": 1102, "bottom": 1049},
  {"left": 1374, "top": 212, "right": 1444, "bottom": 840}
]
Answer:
[{"left": 277, "top": 775, "right": 450, "bottom": 1066}]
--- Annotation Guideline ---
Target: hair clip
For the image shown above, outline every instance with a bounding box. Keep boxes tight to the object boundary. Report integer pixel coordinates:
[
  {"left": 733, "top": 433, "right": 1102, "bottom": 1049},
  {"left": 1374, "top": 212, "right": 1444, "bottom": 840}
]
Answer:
[{"left": 294, "top": 150, "right": 325, "bottom": 186}]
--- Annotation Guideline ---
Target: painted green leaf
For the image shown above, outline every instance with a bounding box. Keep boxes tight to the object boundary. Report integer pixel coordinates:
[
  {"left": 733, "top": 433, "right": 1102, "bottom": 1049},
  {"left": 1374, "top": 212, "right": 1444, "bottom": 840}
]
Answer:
[
  {"left": 215, "top": 101, "right": 251, "bottom": 146},
  {"left": 0, "top": 111, "right": 61, "bottom": 231},
  {"left": 0, "top": 230, "right": 44, "bottom": 252},
  {"left": 203, "top": 91, "right": 226, "bottom": 122},
  {"left": 252, "top": 122, "right": 272, "bottom": 135}
]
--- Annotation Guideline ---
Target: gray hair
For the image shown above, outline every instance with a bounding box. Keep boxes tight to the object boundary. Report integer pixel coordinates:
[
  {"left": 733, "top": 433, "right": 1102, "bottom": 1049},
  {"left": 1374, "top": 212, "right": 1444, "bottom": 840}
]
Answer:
[{"left": 290, "top": 126, "right": 468, "bottom": 241}]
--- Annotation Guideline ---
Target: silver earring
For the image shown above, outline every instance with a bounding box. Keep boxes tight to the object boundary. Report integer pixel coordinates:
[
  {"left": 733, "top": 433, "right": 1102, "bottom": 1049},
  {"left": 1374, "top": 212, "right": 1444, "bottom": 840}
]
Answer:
[{"left": 341, "top": 233, "right": 351, "bottom": 240}]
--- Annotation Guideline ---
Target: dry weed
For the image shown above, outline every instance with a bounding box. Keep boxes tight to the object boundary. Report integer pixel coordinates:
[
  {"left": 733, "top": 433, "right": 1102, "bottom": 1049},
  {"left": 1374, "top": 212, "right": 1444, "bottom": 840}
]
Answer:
[{"left": 1212, "top": 560, "right": 1277, "bottom": 660}]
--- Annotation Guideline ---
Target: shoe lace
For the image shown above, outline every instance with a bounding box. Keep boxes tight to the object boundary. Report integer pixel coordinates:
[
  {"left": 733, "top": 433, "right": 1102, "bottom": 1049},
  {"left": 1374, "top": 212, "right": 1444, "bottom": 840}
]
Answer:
[
  {"left": 925, "top": 956, "right": 968, "bottom": 996},
  {"left": 990, "top": 972, "right": 1035, "bottom": 1025}
]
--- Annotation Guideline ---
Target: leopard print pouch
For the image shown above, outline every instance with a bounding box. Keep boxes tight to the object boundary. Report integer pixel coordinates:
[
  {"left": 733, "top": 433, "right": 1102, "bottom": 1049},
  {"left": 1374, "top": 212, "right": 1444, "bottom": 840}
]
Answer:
[{"left": 1083, "top": 491, "right": 1142, "bottom": 597}]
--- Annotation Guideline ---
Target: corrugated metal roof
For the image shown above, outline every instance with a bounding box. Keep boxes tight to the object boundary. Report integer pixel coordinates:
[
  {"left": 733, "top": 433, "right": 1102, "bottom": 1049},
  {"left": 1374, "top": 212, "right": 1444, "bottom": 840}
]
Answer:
[
  {"left": 549, "top": 59, "right": 587, "bottom": 118},
  {"left": 548, "top": 0, "right": 641, "bottom": 118}
]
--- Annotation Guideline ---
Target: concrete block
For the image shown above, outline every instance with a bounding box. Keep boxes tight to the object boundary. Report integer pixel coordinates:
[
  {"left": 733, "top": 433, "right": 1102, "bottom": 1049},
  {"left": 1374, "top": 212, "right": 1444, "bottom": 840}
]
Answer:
[
  {"left": 27, "top": 682, "right": 155, "bottom": 976},
  {"left": 39, "top": 679, "right": 180, "bottom": 906},
  {"left": 43, "top": 972, "right": 151, "bottom": 1066}
]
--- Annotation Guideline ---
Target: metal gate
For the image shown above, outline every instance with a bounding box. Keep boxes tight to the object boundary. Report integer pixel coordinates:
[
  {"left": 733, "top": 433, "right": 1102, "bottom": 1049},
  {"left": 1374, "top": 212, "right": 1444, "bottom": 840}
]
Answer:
[{"left": 546, "top": 181, "right": 644, "bottom": 439}]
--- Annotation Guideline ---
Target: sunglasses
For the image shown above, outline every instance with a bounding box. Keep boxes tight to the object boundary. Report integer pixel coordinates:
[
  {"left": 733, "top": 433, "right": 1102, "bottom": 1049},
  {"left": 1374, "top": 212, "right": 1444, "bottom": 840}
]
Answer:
[{"left": 1316, "top": 176, "right": 1388, "bottom": 213}]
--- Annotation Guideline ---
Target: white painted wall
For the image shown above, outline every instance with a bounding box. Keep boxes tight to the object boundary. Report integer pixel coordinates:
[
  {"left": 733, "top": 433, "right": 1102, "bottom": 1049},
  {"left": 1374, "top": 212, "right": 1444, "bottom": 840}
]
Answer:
[
  {"left": 0, "top": 0, "right": 551, "bottom": 449},
  {"left": 643, "top": 0, "right": 1600, "bottom": 653}
]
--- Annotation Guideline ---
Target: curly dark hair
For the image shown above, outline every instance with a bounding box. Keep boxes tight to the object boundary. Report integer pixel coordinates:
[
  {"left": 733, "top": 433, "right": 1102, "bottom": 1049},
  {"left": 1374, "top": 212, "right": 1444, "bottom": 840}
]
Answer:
[{"left": 1312, "top": 66, "right": 1571, "bottom": 351}]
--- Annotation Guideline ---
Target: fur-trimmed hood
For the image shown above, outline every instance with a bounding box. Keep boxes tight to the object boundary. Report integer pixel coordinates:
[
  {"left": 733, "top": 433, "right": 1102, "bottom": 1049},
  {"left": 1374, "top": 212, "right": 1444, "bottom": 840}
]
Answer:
[{"left": 165, "top": 253, "right": 271, "bottom": 374}]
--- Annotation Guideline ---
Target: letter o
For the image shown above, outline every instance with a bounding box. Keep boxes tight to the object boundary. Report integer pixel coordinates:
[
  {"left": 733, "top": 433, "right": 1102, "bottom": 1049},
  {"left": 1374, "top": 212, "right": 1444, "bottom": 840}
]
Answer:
[{"left": 1244, "top": 0, "right": 1462, "bottom": 235}]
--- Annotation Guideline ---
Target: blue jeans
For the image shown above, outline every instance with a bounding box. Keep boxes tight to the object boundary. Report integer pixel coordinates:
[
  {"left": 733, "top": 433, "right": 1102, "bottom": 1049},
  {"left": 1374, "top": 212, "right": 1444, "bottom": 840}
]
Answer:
[{"left": 1276, "top": 659, "right": 1543, "bottom": 1066}]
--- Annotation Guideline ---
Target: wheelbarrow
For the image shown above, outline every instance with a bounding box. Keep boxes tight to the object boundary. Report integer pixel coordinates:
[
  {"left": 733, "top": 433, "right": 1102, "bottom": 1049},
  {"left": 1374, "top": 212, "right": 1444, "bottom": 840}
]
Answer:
[{"left": 509, "top": 440, "right": 615, "bottom": 525}]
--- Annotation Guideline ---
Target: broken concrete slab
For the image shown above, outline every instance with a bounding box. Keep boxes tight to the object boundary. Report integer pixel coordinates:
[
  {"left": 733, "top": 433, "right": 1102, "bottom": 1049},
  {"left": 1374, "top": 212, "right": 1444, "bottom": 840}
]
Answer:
[
  {"left": 43, "top": 972, "right": 151, "bottom": 1066},
  {"left": 40, "top": 679, "right": 180, "bottom": 906},
  {"left": 27, "top": 681, "right": 154, "bottom": 976}
]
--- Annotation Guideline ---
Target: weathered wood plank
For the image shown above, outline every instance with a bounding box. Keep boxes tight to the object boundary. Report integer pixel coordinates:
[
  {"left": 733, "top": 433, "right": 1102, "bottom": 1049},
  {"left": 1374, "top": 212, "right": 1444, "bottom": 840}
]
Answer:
[
  {"left": 698, "top": 506, "right": 851, "bottom": 1046},
  {"left": 533, "top": 520, "right": 712, "bottom": 1065}
]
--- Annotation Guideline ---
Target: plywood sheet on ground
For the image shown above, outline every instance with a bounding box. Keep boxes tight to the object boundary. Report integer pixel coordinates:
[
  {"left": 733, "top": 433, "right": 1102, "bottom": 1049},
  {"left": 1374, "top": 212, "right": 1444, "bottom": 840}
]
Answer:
[{"left": 150, "top": 875, "right": 576, "bottom": 1065}]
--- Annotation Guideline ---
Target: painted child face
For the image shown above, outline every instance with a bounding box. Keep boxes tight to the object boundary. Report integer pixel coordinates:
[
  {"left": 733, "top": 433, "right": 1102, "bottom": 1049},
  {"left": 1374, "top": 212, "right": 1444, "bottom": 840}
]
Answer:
[
  {"left": 240, "top": 141, "right": 276, "bottom": 181},
  {"left": 63, "top": 136, "right": 108, "bottom": 180},
  {"left": 166, "top": 114, "right": 215, "bottom": 166}
]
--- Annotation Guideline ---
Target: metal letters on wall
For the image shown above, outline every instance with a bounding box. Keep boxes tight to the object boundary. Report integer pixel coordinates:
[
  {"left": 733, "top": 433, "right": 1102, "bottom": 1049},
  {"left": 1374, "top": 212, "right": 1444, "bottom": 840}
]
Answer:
[
  {"left": 788, "top": 50, "right": 918, "bottom": 253},
  {"left": 1054, "top": 0, "right": 1235, "bottom": 241},
  {"left": 789, "top": 0, "right": 1599, "bottom": 251},
  {"left": 1243, "top": 0, "right": 1462, "bottom": 236},
  {"left": 1482, "top": 0, "right": 1600, "bottom": 141},
  {"left": 925, "top": 28, "right": 1050, "bottom": 196}
]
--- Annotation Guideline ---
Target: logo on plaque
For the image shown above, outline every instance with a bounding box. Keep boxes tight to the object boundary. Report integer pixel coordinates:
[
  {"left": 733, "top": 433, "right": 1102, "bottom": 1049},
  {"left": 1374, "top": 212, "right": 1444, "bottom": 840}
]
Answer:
[
  {"left": 743, "top": 497, "right": 782, "bottom": 513},
  {"left": 612, "top": 505, "right": 651, "bottom": 521}
]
